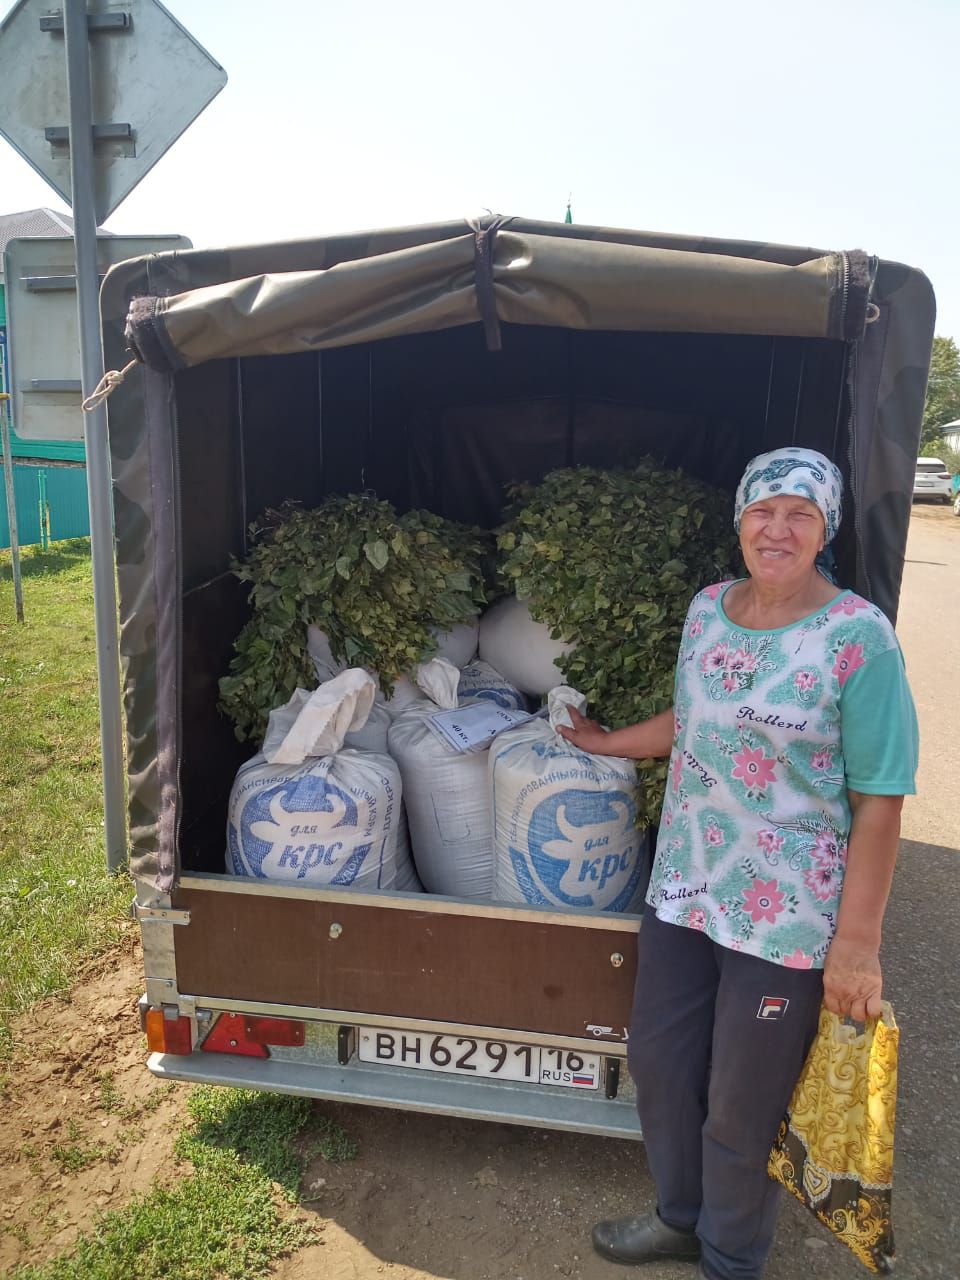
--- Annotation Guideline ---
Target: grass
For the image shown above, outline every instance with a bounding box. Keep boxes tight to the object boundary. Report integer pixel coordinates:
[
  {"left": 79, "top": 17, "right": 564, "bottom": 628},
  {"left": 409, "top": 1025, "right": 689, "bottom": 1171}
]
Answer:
[
  {"left": 0, "top": 539, "right": 132, "bottom": 1057},
  {"left": 184, "top": 1087, "right": 321, "bottom": 1205},
  {"left": 9, "top": 1086, "right": 358, "bottom": 1280},
  {"left": 186, "top": 1086, "right": 359, "bottom": 1177},
  {"left": 96, "top": 1070, "right": 123, "bottom": 1115},
  {"left": 50, "top": 1120, "right": 113, "bottom": 1175},
  {"left": 1, "top": 543, "right": 358, "bottom": 1278}
]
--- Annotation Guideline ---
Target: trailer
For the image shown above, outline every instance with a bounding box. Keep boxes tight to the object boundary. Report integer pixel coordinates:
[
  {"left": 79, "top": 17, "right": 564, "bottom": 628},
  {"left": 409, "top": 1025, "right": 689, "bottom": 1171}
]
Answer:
[{"left": 102, "top": 216, "right": 934, "bottom": 1137}]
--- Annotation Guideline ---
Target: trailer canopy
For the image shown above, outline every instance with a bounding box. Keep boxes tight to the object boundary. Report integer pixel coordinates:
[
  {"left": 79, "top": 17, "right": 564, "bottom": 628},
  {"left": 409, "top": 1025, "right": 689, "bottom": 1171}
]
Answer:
[
  {"left": 123, "top": 219, "right": 878, "bottom": 371},
  {"left": 101, "top": 216, "right": 935, "bottom": 891}
]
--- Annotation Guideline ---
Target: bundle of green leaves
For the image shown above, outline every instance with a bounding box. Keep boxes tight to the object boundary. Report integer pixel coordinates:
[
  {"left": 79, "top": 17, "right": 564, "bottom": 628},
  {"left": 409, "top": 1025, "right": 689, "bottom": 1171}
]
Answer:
[
  {"left": 219, "top": 496, "right": 490, "bottom": 742},
  {"left": 496, "top": 462, "right": 740, "bottom": 826}
]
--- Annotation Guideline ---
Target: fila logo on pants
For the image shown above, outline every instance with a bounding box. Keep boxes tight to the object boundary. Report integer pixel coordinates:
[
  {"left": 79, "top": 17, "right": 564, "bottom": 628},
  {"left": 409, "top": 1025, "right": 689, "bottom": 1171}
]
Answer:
[{"left": 757, "top": 996, "right": 790, "bottom": 1020}]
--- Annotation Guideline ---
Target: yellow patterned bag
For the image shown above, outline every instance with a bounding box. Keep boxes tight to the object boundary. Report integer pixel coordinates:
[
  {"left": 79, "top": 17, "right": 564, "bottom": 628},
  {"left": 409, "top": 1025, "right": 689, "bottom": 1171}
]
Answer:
[{"left": 768, "top": 1002, "right": 898, "bottom": 1274}]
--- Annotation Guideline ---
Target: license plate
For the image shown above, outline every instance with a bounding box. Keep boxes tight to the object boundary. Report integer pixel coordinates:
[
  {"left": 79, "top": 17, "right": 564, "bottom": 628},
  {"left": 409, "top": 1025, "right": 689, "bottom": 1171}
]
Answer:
[
  {"left": 917, "top": 480, "right": 933, "bottom": 486},
  {"left": 358, "top": 1027, "right": 601, "bottom": 1089}
]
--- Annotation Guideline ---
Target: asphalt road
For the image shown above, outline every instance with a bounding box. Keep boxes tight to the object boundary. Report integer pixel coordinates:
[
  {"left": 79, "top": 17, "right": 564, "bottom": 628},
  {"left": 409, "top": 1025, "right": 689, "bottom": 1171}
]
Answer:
[
  {"left": 769, "top": 502, "right": 960, "bottom": 1280},
  {"left": 862, "top": 503, "right": 960, "bottom": 1280}
]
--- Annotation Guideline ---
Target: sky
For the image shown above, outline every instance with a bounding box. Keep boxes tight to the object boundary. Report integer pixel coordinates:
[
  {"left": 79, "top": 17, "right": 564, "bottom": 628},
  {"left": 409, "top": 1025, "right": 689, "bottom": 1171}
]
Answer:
[{"left": 1, "top": 0, "right": 958, "bottom": 338}]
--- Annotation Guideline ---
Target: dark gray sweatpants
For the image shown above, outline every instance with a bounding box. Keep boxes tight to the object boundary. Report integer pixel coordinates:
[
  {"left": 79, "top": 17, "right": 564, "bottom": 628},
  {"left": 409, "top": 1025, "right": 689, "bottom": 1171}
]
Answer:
[{"left": 627, "top": 909, "right": 824, "bottom": 1280}]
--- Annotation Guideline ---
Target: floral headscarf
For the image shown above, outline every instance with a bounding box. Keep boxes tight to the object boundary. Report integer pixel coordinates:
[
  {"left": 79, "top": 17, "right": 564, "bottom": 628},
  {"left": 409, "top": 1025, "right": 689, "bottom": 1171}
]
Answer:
[{"left": 734, "top": 447, "right": 844, "bottom": 544}]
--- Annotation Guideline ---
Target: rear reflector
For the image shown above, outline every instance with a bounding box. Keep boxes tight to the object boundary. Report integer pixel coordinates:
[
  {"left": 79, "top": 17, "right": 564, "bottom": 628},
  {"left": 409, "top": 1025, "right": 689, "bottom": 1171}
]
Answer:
[
  {"left": 145, "top": 1008, "right": 193, "bottom": 1055},
  {"left": 244, "top": 1016, "right": 306, "bottom": 1046},
  {"left": 201, "top": 1013, "right": 306, "bottom": 1058}
]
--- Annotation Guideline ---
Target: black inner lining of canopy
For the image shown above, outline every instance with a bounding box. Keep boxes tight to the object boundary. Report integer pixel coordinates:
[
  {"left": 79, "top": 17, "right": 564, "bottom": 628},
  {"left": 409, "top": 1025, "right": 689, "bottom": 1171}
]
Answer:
[{"left": 172, "top": 321, "right": 849, "bottom": 873}]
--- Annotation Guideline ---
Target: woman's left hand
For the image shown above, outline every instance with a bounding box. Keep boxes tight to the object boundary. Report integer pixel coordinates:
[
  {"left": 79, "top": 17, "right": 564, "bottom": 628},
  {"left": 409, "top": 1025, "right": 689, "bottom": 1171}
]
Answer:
[
  {"left": 822, "top": 792, "right": 903, "bottom": 1023},
  {"left": 822, "top": 935, "right": 883, "bottom": 1022}
]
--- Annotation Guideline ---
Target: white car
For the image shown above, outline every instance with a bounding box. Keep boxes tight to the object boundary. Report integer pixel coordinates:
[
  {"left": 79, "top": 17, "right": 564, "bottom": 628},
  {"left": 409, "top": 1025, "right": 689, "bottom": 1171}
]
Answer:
[{"left": 913, "top": 457, "right": 953, "bottom": 503}]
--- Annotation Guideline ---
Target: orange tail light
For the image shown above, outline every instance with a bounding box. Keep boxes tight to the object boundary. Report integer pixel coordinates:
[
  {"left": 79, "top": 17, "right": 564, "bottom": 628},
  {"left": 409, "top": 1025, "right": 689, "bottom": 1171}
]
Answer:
[{"left": 145, "top": 1008, "right": 193, "bottom": 1055}]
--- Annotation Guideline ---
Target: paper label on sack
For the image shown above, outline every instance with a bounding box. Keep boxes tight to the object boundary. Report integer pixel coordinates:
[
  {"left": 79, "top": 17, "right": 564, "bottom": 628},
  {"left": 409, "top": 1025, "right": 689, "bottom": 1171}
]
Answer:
[{"left": 427, "top": 702, "right": 534, "bottom": 753}]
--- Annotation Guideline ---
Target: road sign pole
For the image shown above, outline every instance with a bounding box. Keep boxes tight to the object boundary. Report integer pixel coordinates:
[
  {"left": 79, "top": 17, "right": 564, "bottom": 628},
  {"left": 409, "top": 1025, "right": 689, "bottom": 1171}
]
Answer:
[
  {"left": 0, "top": 393, "right": 25, "bottom": 622},
  {"left": 63, "top": 0, "right": 127, "bottom": 874}
]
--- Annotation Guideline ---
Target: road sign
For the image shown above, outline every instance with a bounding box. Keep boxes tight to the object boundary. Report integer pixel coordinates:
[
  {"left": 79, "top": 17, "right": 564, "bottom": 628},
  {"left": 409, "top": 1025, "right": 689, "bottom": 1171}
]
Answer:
[
  {"left": 4, "top": 233, "right": 190, "bottom": 441},
  {"left": 0, "top": 0, "right": 224, "bottom": 874},
  {"left": 0, "top": 0, "right": 226, "bottom": 223}
]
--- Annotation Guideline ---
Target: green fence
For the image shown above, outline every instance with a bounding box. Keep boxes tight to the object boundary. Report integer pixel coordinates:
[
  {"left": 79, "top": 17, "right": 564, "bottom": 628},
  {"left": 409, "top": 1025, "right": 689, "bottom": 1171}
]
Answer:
[{"left": 0, "top": 463, "right": 91, "bottom": 549}]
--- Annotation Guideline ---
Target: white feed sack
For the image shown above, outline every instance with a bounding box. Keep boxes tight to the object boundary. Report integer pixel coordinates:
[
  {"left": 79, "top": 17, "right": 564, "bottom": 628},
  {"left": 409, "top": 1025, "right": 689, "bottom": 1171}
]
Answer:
[
  {"left": 380, "top": 618, "right": 479, "bottom": 716},
  {"left": 307, "top": 619, "right": 479, "bottom": 720},
  {"left": 340, "top": 698, "right": 391, "bottom": 753},
  {"left": 432, "top": 617, "right": 479, "bottom": 668},
  {"left": 387, "top": 659, "right": 494, "bottom": 899},
  {"left": 378, "top": 675, "right": 429, "bottom": 718},
  {"left": 458, "top": 660, "right": 526, "bottom": 712},
  {"left": 307, "top": 625, "right": 341, "bottom": 680},
  {"left": 226, "top": 669, "right": 404, "bottom": 891},
  {"left": 490, "top": 687, "right": 648, "bottom": 913},
  {"left": 478, "top": 596, "right": 575, "bottom": 696},
  {"left": 394, "top": 806, "right": 424, "bottom": 893}
]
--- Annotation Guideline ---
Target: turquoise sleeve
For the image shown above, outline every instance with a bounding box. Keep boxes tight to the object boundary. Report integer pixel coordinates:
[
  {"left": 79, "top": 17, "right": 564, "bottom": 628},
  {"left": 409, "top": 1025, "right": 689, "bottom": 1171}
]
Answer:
[{"left": 840, "top": 645, "right": 919, "bottom": 795}]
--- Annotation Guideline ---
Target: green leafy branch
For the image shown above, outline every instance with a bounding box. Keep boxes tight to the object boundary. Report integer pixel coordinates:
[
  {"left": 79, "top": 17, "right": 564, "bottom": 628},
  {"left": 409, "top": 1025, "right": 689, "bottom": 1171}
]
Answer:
[
  {"left": 496, "top": 461, "right": 739, "bottom": 826},
  {"left": 219, "top": 496, "right": 491, "bottom": 742}
]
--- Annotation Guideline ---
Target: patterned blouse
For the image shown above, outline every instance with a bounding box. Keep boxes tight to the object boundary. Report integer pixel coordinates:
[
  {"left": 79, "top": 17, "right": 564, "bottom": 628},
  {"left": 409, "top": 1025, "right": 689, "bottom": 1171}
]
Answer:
[{"left": 646, "top": 581, "right": 918, "bottom": 968}]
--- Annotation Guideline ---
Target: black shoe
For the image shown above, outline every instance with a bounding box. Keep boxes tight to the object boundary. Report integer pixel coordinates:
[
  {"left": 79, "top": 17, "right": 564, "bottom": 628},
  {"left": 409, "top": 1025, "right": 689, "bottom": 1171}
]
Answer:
[{"left": 591, "top": 1212, "right": 701, "bottom": 1265}]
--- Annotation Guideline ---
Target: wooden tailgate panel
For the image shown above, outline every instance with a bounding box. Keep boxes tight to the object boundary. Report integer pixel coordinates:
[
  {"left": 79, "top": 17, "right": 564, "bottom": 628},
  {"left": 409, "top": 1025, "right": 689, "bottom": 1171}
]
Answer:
[{"left": 172, "top": 887, "right": 639, "bottom": 1041}]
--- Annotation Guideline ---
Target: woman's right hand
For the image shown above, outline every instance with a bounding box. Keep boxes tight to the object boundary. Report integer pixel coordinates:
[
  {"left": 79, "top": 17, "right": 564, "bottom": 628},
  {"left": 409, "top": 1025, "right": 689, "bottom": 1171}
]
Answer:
[{"left": 557, "top": 706, "right": 611, "bottom": 754}]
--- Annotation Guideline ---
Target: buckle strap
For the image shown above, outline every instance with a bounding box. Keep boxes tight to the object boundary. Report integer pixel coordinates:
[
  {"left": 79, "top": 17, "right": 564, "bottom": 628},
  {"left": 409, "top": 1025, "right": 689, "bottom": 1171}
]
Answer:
[{"left": 467, "top": 214, "right": 513, "bottom": 352}]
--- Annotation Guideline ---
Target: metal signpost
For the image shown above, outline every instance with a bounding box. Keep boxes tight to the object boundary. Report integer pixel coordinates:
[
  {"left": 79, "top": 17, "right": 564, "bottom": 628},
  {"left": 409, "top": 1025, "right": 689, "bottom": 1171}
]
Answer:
[{"left": 0, "top": 0, "right": 226, "bottom": 872}]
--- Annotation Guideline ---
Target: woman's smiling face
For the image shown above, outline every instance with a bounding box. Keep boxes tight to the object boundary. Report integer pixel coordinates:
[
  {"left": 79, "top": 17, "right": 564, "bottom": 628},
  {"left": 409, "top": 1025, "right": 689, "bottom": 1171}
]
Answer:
[{"left": 738, "top": 494, "right": 826, "bottom": 588}]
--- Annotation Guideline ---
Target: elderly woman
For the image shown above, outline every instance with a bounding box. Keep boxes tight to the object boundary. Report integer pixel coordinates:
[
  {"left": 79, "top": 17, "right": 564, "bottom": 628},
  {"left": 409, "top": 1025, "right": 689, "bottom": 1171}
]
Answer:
[{"left": 559, "top": 446, "right": 918, "bottom": 1280}]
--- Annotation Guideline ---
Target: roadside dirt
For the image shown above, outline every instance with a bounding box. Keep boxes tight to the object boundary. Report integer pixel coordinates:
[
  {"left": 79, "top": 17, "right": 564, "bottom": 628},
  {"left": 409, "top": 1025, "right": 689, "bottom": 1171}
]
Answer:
[
  {"left": 0, "top": 933, "right": 191, "bottom": 1273},
  {"left": 0, "top": 935, "right": 650, "bottom": 1279},
  {"left": 1, "top": 507, "right": 956, "bottom": 1279},
  {"left": 905, "top": 498, "right": 956, "bottom": 523}
]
